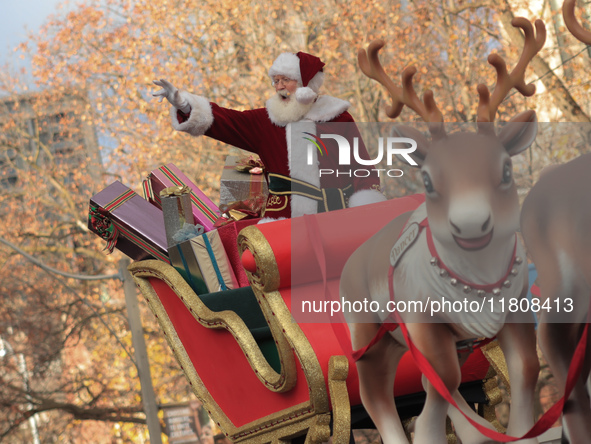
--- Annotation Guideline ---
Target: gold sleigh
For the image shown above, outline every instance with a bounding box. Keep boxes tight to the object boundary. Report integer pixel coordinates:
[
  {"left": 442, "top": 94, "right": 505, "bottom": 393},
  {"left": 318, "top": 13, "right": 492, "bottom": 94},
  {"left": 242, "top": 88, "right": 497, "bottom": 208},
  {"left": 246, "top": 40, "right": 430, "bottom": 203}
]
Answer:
[{"left": 129, "top": 198, "right": 509, "bottom": 444}]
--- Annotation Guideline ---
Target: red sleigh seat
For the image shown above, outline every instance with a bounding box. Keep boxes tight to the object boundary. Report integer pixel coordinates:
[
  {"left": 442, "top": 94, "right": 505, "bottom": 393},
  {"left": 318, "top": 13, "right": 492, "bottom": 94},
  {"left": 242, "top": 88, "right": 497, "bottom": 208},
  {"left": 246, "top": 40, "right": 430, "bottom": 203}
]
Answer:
[{"left": 129, "top": 196, "right": 508, "bottom": 444}]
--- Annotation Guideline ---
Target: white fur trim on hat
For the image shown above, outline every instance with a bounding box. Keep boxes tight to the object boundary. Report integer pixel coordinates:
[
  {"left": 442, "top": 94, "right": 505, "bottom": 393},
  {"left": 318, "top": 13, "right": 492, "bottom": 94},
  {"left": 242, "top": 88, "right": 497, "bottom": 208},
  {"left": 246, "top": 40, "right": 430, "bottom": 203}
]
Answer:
[
  {"left": 268, "top": 53, "right": 302, "bottom": 83},
  {"left": 295, "top": 86, "right": 317, "bottom": 105},
  {"left": 348, "top": 189, "right": 387, "bottom": 208},
  {"left": 171, "top": 92, "right": 214, "bottom": 137}
]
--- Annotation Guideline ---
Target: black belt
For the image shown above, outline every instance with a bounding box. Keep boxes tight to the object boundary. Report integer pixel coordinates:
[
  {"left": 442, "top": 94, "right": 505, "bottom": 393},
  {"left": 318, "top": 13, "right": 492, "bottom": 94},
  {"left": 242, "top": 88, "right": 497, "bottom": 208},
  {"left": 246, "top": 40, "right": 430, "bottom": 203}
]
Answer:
[{"left": 268, "top": 173, "right": 352, "bottom": 213}]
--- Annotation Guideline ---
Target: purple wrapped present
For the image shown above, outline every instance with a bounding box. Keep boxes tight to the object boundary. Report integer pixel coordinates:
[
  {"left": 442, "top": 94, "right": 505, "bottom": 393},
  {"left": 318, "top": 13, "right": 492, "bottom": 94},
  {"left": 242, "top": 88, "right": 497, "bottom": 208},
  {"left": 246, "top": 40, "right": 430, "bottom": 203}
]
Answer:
[{"left": 88, "top": 181, "right": 169, "bottom": 263}]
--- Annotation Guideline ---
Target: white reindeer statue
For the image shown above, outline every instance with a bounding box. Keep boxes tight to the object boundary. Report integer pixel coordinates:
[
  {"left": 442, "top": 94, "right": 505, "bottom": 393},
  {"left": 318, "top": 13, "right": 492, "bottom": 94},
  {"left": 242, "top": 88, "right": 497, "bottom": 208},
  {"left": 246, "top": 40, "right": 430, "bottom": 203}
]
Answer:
[
  {"left": 340, "top": 17, "right": 546, "bottom": 444},
  {"left": 520, "top": 1, "right": 591, "bottom": 442}
]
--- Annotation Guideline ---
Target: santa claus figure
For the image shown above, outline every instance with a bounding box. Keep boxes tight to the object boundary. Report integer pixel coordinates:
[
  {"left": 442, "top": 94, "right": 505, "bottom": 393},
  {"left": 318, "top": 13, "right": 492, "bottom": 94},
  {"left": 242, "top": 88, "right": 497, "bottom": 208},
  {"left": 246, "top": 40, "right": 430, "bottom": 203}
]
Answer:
[{"left": 154, "top": 51, "right": 386, "bottom": 220}]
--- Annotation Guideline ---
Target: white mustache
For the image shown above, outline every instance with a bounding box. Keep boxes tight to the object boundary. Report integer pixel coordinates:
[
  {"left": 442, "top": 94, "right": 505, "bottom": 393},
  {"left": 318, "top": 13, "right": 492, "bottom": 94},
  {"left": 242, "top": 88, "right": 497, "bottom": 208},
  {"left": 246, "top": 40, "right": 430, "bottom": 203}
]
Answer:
[{"left": 278, "top": 90, "right": 290, "bottom": 98}]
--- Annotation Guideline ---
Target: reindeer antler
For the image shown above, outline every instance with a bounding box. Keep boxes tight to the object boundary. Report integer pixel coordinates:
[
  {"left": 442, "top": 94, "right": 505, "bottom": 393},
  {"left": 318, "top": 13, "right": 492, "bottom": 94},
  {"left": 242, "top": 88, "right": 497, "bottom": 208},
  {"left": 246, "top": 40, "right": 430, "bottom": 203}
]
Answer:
[
  {"left": 358, "top": 40, "right": 445, "bottom": 136},
  {"left": 563, "top": 0, "right": 591, "bottom": 45},
  {"left": 477, "top": 18, "right": 546, "bottom": 123}
]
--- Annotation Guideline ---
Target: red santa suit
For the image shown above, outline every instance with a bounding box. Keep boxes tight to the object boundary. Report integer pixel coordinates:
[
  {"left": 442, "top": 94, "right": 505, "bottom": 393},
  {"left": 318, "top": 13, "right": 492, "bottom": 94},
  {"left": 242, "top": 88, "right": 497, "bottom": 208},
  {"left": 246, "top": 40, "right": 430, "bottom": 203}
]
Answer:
[{"left": 169, "top": 52, "right": 386, "bottom": 220}]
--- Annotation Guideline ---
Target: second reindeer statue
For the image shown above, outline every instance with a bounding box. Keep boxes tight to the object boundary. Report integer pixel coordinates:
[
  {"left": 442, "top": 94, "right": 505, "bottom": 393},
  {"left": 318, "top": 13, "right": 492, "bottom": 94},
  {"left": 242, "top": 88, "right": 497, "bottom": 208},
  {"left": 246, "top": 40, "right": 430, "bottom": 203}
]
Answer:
[
  {"left": 341, "top": 17, "right": 546, "bottom": 444},
  {"left": 521, "top": 1, "right": 591, "bottom": 443}
]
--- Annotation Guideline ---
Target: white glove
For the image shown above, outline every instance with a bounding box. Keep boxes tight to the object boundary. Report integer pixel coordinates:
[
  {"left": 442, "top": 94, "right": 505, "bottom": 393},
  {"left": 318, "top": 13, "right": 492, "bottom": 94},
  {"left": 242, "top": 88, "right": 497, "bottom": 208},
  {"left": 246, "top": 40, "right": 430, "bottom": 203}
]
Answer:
[{"left": 152, "top": 79, "right": 191, "bottom": 114}]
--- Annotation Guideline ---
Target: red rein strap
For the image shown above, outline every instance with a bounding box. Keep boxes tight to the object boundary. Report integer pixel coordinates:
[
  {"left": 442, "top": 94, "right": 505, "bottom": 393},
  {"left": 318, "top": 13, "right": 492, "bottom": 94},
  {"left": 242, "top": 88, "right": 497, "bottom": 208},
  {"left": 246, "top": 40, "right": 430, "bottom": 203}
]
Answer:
[
  {"left": 350, "top": 321, "right": 398, "bottom": 362},
  {"left": 388, "top": 267, "right": 590, "bottom": 441}
]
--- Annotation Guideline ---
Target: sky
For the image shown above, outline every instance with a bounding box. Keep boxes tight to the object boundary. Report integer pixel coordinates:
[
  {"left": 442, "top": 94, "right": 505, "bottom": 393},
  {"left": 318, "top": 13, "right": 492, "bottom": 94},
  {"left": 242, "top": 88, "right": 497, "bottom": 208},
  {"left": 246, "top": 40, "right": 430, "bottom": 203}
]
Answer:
[{"left": 0, "top": 0, "right": 68, "bottom": 67}]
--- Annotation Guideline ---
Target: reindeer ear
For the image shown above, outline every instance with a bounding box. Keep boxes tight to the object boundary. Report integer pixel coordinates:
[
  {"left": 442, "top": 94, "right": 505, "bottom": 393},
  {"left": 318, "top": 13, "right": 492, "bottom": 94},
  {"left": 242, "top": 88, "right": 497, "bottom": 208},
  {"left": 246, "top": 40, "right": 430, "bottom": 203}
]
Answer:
[
  {"left": 390, "top": 124, "right": 430, "bottom": 167},
  {"left": 498, "top": 110, "right": 538, "bottom": 156}
]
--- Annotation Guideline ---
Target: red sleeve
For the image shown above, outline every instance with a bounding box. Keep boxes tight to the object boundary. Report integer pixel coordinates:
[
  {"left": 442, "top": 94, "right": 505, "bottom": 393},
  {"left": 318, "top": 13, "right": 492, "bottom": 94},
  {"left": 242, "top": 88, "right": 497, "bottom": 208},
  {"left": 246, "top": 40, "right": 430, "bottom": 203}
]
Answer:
[{"left": 203, "top": 104, "right": 267, "bottom": 155}]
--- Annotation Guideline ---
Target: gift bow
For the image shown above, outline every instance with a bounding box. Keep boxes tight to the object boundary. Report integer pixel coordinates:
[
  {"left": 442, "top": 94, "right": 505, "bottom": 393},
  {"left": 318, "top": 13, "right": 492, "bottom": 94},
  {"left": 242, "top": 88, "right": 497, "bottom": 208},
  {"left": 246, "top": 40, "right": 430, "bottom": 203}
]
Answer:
[
  {"left": 172, "top": 223, "right": 205, "bottom": 244},
  {"left": 235, "top": 155, "right": 265, "bottom": 175},
  {"left": 214, "top": 194, "right": 266, "bottom": 227},
  {"left": 160, "top": 185, "right": 191, "bottom": 197},
  {"left": 89, "top": 204, "right": 119, "bottom": 253}
]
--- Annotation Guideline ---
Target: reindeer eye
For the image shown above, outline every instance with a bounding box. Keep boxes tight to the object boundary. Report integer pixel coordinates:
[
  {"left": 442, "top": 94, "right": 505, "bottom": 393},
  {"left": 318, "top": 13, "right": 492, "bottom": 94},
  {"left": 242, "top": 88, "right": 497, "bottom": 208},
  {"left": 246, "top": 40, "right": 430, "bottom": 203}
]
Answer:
[
  {"left": 501, "top": 162, "right": 512, "bottom": 185},
  {"left": 422, "top": 171, "right": 434, "bottom": 194}
]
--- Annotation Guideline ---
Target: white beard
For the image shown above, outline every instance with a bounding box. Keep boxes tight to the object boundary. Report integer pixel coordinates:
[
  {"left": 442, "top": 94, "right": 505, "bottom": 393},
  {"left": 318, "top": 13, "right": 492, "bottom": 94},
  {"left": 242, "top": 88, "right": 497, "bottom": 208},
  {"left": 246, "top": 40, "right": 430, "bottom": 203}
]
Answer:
[{"left": 266, "top": 93, "right": 314, "bottom": 127}]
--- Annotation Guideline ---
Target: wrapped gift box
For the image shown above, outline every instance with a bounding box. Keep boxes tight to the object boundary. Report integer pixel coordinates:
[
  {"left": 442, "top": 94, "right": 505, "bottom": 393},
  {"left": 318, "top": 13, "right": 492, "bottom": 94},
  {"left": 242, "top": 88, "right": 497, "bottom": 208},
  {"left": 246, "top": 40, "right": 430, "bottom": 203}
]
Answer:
[
  {"left": 169, "top": 230, "right": 239, "bottom": 294},
  {"left": 220, "top": 156, "right": 268, "bottom": 207},
  {"left": 217, "top": 218, "right": 260, "bottom": 287},
  {"left": 160, "top": 185, "right": 196, "bottom": 247},
  {"left": 88, "top": 181, "right": 169, "bottom": 263},
  {"left": 143, "top": 164, "right": 220, "bottom": 232}
]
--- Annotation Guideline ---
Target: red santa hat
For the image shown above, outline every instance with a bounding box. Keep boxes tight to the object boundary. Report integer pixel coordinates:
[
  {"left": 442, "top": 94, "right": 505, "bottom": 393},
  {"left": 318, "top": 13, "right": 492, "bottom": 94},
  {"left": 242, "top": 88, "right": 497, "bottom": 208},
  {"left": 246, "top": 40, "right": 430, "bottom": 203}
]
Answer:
[{"left": 268, "top": 51, "right": 325, "bottom": 105}]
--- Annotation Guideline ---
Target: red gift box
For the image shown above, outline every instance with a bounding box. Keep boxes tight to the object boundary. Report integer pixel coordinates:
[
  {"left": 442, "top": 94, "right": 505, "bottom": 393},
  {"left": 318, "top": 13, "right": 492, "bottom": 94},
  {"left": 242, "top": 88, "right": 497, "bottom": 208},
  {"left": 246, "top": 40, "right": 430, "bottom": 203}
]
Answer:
[
  {"left": 89, "top": 181, "right": 169, "bottom": 263},
  {"left": 217, "top": 219, "right": 260, "bottom": 287},
  {"left": 143, "top": 164, "right": 220, "bottom": 232}
]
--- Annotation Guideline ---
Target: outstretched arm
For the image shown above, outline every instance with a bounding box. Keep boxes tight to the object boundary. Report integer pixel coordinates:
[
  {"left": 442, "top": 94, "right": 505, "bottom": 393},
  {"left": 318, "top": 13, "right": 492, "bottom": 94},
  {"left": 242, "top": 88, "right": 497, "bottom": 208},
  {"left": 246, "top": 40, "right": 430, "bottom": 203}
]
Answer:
[
  {"left": 152, "top": 79, "right": 266, "bottom": 153},
  {"left": 152, "top": 78, "right": 214, "bottom": 137}
]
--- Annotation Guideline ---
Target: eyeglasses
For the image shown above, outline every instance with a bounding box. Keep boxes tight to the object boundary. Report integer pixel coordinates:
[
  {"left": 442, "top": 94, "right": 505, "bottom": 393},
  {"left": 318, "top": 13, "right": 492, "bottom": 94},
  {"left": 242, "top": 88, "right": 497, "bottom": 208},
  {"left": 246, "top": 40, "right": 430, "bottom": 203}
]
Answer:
[{"left": 272, "top": 77, "right": 296, "bottom": 87}]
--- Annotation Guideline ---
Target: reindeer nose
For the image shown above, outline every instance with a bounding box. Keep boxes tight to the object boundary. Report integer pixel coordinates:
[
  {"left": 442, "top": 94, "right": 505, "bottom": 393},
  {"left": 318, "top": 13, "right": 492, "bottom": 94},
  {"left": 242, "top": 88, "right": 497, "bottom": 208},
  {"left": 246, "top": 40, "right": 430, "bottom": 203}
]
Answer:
[
  {"left": 448, "top": 195, "right": 494, "bottom": 238},
  {"left": 449, "top": 214, "right": 492, "bottom": 236}
]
